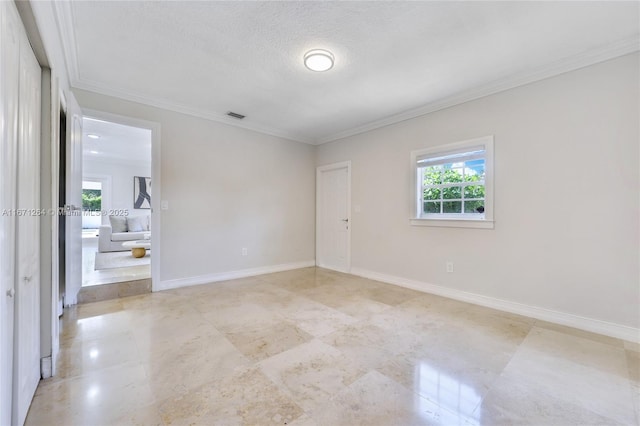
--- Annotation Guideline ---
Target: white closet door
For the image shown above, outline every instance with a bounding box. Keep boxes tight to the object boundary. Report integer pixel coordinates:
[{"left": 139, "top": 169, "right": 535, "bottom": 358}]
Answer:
[
  {"left": 12, "top": 11, "right": 42, "bottom": 426},
  {"left": 0, "top": 2, "right": 21, "bottom": 425}
]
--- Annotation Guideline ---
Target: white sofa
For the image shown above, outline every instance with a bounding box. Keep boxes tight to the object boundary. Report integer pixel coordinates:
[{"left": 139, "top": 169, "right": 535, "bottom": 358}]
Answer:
[{"left": 98, "top": 215, "right": 150, "bottom": 253}]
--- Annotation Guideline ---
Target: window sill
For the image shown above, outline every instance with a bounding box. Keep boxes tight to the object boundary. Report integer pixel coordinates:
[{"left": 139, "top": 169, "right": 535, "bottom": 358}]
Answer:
[{"left": 410, "top": 218, "right": 494, "bottom": 229}]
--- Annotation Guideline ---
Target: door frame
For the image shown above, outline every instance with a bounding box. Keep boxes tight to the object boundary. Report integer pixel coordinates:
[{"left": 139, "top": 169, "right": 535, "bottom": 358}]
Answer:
[
  {"left": 316, "top": 161, "right": 352, "bottom": 273},
  {"left": 82, "top": 108, "right": 161, "bottom": 290}
]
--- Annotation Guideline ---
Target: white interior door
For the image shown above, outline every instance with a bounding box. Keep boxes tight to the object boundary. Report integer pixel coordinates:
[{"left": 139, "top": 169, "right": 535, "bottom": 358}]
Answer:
[
  {"left": 64, "top": 101, "right": 83, "bottom": 306},
  {"left": 316, "top": 162, "right": 351, "bottom": 273},
  {"left": 13, "top": 7, "right": 42, "bottom": 425},
  {"left": 0, "top": 2, "right": 20, "bottom": 424}
]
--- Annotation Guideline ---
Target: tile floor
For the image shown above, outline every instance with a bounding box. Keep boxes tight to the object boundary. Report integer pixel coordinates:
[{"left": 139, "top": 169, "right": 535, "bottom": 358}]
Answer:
[{"left": 25, "top": 267, "right": 639, "bottom": 425}]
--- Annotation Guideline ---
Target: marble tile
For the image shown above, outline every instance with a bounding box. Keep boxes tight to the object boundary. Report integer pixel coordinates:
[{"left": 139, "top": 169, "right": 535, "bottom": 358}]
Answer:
[
  {"left": 141, "top": 331, "right": 250, "bottom": 401},
  {"left": 375, "top": 314, "right": 527, "bottom": 404},
  {"left": 301, "top": 281, "right": 394, "bottom": 319},
  {"left": 625, "top": 340, "right": 640, "bottom": 353},
  {"left": 27, "top": 363, "right": 154, "bottom": 426},
  {"left": 476, "top": 372, "right": 622, "bottom": 425},
  {"left": 27, "top": 267, "right": 637, "bottom": 426},
  {"left": 120, "top": 291, "right": 192, "bottom": 313},
  {"left": 118, "top": 278, "right": 152, "bottom": 297},
  {"left": 626, "top": 349, "right": 640, "bottom": 424},
  {"left": 309, "top": 370, "right": 443, "bottom": 425},
  {"left": 534, "top": 319, "right": 624, "bottom": 348},
  {"left": 59, "top": 309, "right": 135, "bottom": 346},
  {"left": 157, "top": 366, "right": 305, "bottom": 425},
  {"left": 287, "top": 412, "right": 318, "bottom": 426},
  {"left": 225, "top": 320, "right": 313, "bottom": 362},
  {"left": 74, "top": 298, "right": 125, "bottom": 319},
  {"left": 482, "top": 326, "right": 637, "bottom": 425},
  {"left": 363, "top": 282, "right": 424, "bottom": 306},
  {"left": 56, "top": 331, "right": 141, "bottom": 379},
  {"left": 627, "top": 348, "right": 640, "bottom": 382},
  {"left": 78, "top": 279, "right": 152, "bottom": 304},
  {"left": 320, "top": 322, "right": 419, "bottom": 370},
  {"left": 262, "top": 267, "right": 337, "bottom": 292},
  {"left": 200, "top": 301, "right": 283, "bottom": 334},
  {"left": 107, "top": 403, "right": 164, "bottom": 426},
  {"left": 77, "top": 282, "right": 120, "bottom": 304},
  {"left": 275, "top": 296, "right": 358, "bottom": 337},
  {"left": 259, "top": 339, "right": 367, "bottom": 411}
]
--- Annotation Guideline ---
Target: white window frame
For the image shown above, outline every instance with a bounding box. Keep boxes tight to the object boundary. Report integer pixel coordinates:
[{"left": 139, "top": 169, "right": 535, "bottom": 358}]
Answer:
[{"left": 410, "top": 135, "right": 494, "bottom": 229}]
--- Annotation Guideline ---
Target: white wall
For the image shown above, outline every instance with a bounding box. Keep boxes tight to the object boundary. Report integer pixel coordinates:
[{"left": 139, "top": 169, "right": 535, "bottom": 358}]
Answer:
[
  {"left": 74, "top": 89, "right": 316, "bottom": 283},
  {"left": 84, "top": 158, "right": 151, "bottom": 219},
  {"left": 317, "top": 53, "right": 639, "bottom": 331}
]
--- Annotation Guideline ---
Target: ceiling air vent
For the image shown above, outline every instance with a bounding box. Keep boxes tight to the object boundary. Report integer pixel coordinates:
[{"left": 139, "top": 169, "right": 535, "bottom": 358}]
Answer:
[{"left": 227, "top": 111, "right": 245, "bottom": 120}]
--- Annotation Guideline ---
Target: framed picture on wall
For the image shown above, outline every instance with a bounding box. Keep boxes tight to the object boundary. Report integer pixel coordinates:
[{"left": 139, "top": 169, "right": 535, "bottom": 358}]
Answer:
[{"left": 133, "top": 176, "right": 151, "bottom": 209}]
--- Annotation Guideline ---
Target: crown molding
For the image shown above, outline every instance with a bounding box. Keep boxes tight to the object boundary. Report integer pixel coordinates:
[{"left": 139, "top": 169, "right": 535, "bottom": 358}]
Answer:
[
  {"left": 52, "top": 0, "right": 639, "bottom": 147},
  {"left": 71, "top": 78, "right": 316, "bottom": 145},
  {"left": 316, "top": 36, "right": 639, "bottom": 144}
]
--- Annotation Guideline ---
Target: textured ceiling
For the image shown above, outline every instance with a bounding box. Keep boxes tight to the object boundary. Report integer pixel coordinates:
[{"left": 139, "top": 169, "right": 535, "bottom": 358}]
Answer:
[{"left": 61, "top": 1, "right": 639, "bottom": 144}]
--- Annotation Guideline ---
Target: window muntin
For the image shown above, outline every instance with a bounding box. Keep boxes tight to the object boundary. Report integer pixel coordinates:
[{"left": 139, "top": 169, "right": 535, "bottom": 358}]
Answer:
[
  {"left": 411, "top": 136, "right": 494, "bottom": 228},
  {"left": 419, "top": 155, "right": 485, "bottom": 218}
]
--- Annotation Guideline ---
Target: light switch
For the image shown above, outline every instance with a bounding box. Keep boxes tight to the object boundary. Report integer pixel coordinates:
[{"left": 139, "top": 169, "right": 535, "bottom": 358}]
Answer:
[{"left": 161, "top": 200, "right": 169, "bottom": 210}]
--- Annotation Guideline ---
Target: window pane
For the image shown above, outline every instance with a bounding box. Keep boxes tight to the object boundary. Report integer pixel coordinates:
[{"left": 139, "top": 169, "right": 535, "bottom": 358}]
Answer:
[
  {"left": 443, "top": 201, "right": 461, "bottom": 213},
  {"left": 463, "top": 185, "right": 485, "bottom": 199},
  {"left": 423, "top": 201, "right": 441, "bottom": 214},
  {"left": 422, "top": 165, "right": 443, "bottom": 185},
  {"left": 465, "top": 159, "right": 485, "bottom": 181},
  {"left": 423, "top": 187, "right": 441, "bottom": 201},
  {"left": 442, "top": 186, "right": 461, "bottom": 199},
  {"left": 464, "top": 200, "right": 484, "bottom": 214},
  {"left": 82, "top": 189, "right": 102, "bottom": 211},
  {"left": 442, "top": 167, "right": 464, "bottom": 184}
]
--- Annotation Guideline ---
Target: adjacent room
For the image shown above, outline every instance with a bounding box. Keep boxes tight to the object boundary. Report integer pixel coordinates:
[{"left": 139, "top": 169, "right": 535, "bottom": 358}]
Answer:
[
  {"left": 80, "top": 117, "right": 152, "bottom": 302},
  {"left": 0, "top": 1, "right": 638, "bottom": 425}
]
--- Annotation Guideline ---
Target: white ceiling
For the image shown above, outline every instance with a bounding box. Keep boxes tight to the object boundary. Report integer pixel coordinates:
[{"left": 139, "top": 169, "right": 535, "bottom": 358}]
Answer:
[
  {"left": 83, "top": 117, "right": 151, "bottom": 164},
  {"left": 59, "top": 1, "right": 639, "bottom": 145}
]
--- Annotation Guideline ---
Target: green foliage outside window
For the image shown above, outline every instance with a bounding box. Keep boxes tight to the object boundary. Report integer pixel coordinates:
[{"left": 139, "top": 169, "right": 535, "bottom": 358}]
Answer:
[
  {"left": 422, "top": 165, "right": 485, "bottom": 214},
  {"left": 82, "top": 189, "right": 102, "bottom": 211}
]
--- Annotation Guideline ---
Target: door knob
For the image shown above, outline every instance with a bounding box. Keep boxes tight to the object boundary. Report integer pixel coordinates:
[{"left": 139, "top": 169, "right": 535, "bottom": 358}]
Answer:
[
  {"left": 6, "top": 288, "right": 15, "bottom": 297},
  {"left": 341, "top": 218, "right": 349, "bottom": 222},
  {"left": 23, "top": 276, "right": 31, "bottom": 283}
]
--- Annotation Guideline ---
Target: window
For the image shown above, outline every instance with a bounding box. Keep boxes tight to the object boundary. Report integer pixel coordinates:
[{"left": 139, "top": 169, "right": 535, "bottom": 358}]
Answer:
[
  {"left": 411, "top": 136, "right": 494, "bottom": 229},
  {"left": 82, "top": 181, "right": 102, "bottom": 211}
]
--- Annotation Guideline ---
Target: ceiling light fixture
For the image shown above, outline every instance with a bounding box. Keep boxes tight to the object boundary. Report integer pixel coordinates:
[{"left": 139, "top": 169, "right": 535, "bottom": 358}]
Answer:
[
  {"left": 87, "top": 134, "right": 100, "bottom": 139},
  {"left": 304, "top": 49, "right": 334, "bottom": 72}
]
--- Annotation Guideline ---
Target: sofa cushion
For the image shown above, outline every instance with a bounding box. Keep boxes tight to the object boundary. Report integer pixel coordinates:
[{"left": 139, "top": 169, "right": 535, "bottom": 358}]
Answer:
[
  {"left": 127, "top": 215, "right": 148, "bottom": 232},
  {"left": 111, "top": 231, "right": 149, "bottom": 241},
  {"left": 109, "top": 215, "right": 127, "bottom": 233}
]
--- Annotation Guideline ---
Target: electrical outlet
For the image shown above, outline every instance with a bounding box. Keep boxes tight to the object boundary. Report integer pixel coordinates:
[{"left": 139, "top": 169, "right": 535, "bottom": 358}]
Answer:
[
  {"left": 241, "top": 248, "right": 248, "bottom": 256},
  {"left": 446, "top": 261, "right": 454, "bottom": 273}
]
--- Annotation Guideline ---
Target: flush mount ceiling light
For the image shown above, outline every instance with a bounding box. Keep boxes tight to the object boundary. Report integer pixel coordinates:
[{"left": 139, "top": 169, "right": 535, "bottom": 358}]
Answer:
[
  {"left": 87, "top": 134, "right": 100, "bottom": 139},
  {"left": 304, "top": 49, "right": 334, "bottom": 72}
]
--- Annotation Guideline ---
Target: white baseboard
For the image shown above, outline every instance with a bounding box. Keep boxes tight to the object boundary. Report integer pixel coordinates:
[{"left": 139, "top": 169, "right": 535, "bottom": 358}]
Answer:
[
  {"left": 40, "top": 356, "right": 52, "bottom": 379},
  {"left": 156, "top": 260, "right": 316, "bottom": 291},
  {"left": 350, "top": 267, "right": 639, "bottom": 343}
]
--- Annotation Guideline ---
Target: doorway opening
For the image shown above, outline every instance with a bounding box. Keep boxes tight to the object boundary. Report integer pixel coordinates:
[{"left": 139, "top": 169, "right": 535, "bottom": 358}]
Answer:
[{"left": 79, "top": 117, "right": 152, "bottom": 299}]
